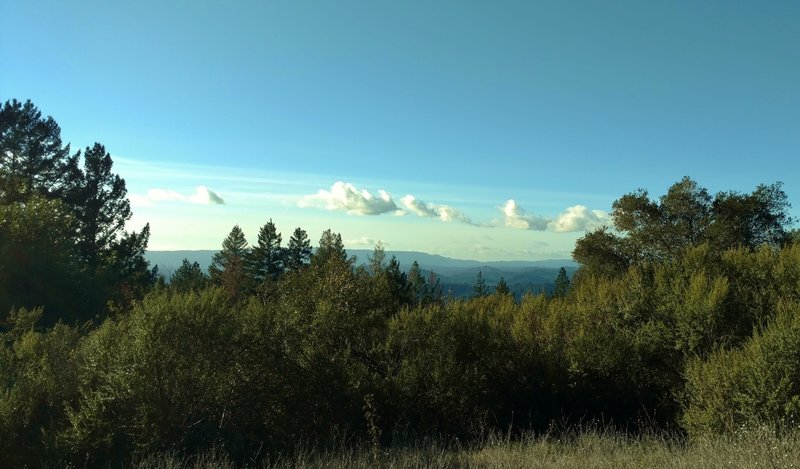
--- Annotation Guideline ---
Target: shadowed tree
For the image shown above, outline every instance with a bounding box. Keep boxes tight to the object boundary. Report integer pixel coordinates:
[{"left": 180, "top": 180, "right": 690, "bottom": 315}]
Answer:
[
  {"left": 552, "top": 267, "right": 570, "bottom": 298},
  {"left": 170, "top": 259, "right": 208, "bottom": 293},
  {"left": 285, "top": 227, "right": 312, "bottom": 272},
  {"left": 248, "top": 219, "right": 284, "bottom": 283},
  {"left": 209, "top": 225, "right": 250, "bottom": 302},
  {"left": 472, "top": 270, "right": 488, "bottom": 298},
  {"left": 0, "top": 99, "right": 78, "bottom": 203},
  {"left": 311, "top": 229, "right": 347, "bottom": 268},
  {"left": 495, "top": 276, "right": 511, "bottom": 296}
]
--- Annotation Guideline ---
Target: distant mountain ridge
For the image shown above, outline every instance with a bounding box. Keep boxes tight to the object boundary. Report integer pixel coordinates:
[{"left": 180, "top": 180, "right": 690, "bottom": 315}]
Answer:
[{"left": 146, "top": 249, "right": 577, "bottom": 298}]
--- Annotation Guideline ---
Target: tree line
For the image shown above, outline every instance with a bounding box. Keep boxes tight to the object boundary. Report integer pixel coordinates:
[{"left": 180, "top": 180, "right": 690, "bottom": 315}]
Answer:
[{"left": 2, "top": 99, "right": 800, "bottom": 467}]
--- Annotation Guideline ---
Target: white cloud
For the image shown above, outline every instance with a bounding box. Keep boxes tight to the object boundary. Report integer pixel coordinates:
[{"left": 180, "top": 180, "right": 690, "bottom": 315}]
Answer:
[
  {"left": 130, "top": 186, "right": 225, "bottom": 206},
  {"left": 400, "top": 195, "right": 474, "bottom": 225},
  {"left": 500, "top": 200, "right": 609, "bottom": 232},
  {"left": 548, "top": 205, "right": 610, "bottom": 232},
  {"left": 501, "top": 199, "right": 549, "bottom": 230},
  {"left": 346, "top": 237, "right": 380, "bottom": 247},
  {"left": 298, "top": 181, "right": 399, "bottom": 215}
]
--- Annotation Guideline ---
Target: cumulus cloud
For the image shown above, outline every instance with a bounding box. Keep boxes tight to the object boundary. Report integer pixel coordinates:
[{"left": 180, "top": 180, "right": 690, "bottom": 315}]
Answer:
[
  {"left": 501, "top": 200, "right": 549, "bottom": 230},
  {"left": 298, "top": 181, "right": 398, "bottom": 215},
  {"left": 500, "top": 200, "right": 609, "bottom": 232},
  {"left": 548, "top": 205, "right": 610, "bottom": 232},
  {"left": 400, "top": 195, "right": 474, "bottom": 225},
  {"left": 129, "top": 186, "right": 225, "bottom": 207}
]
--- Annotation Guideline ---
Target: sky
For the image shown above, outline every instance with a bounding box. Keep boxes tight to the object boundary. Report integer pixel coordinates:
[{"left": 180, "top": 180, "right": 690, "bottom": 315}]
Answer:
[{"left": 2, "top": 1, "right": 799, "bottom": 261}]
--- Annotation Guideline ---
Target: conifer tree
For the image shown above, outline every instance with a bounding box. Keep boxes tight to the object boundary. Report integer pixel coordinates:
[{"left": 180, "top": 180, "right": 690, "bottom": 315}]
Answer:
[
  {"left": 248, "top": 219, "right": 284, "bottom": 282},
  {"left": 170, "top": 259, "right": 208, "bottom": 292},
  {"left": 209, "top": 225, "right": 250, "bottom": 301},
  {"left": 285, "top": 227, "right": 312, "bottom": 272},
  {"left": 495, "top": 276, "right": 511, "bottom": 296},
  {"left": 311, "top": 229, "right": 347, "bottom": 267},
  {"left": 552, "top": 267, "right": 570, "bottom": 297},
  {"left": 472, "top": 270, "right": 488, "bottom": 298}
]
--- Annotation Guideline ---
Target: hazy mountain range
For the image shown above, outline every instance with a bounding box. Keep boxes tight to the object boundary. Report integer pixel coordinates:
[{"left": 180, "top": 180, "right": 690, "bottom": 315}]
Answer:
[{"left": 146, "top": 250, "right": 578, "bottom": 298}]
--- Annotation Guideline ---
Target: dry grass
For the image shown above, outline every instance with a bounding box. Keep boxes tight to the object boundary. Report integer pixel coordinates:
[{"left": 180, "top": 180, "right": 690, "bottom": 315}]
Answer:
[{"left": 134, "top": 427, "right": 800, "bottom": 469}]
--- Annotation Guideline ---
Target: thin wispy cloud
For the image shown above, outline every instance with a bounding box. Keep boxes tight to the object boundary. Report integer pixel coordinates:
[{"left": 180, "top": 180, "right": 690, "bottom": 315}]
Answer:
[
  {"left": 129, "top": 185, "right": 225, "bottom": 207},
  {"left": 298, "top": 181, "right": 399, "bottom": 215}
]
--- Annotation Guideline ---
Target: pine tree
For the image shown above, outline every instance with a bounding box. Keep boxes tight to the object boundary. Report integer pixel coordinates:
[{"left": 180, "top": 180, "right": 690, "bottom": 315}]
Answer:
[
  {"left": 311, "top": 229, "right": 347, "bottom": 267},
  {"left": 495, "top": 276, "right": 511, "bottom": 296},
  {"left": 407, "top": 261, "right": 428, "bottom": 304},
  {"left": 368, "top": 241, "right": 387, "bottom": 276},
  {"left": 0, "top": 99, "right": 78, "bottom": 203},
  {"left": 69, "top": 143, "right": 132, "bottom": 268},
  {"left": 285, "top": 227, "right": 312, "bottom": 272},
  {"left": 209, "top": 225, "right": 250, "bottom": 301},
  {"left": 170, "top": 259, "right": 208, "bottom": 292},
  {"left": 472, "top": 270, "right": 488, "bottom": 298},
  {"left": 248, "top": 219, "right": 283, "bottom": 282},
  {"left": 553, "top": 267, "right": 570, "bottom": 297}
]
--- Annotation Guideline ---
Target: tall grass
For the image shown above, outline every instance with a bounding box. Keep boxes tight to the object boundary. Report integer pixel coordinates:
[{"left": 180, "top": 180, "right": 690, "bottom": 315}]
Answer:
[{"left": 133, "top": 426, "right": 800, "bottom": 468}]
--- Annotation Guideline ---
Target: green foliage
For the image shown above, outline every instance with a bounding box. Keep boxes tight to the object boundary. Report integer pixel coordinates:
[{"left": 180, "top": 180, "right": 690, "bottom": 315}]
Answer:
[
  {"left": 248, "top": 218, "right": 284, "bottom": 284},
  {"left": 285, "top": 227, "right": 312, "bottom": 272},
  {"left": 472, "top": 270, "right": 488, "bottom": 298},
  {"left": 169, "top": 259, "right": 208, "bottom": 293},
  {"left": 575, "top": 177, "right": 794, "bottom": 276},
  {"left": 684, "top": 301, "right": 800, "bottom": 436},
  {"left": 209, "top": 225, "right": 250, "bottom": 302},
  {"left": 0, "top": 99, "right": 77, "bottom": 203},
  {"left": 495, "top": 276, "right": 511, "bottom": 296},
  {"left": 0, "top": 308, "right": 81, "bottom": 467},
  {"left": 552, "top": 267, "right": 570, "bottom": 298}
]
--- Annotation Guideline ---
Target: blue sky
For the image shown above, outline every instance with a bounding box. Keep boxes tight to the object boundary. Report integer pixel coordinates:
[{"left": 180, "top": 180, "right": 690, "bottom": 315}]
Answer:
[{"left": 3, "top": 1, "right": 799, "bottom": 260}]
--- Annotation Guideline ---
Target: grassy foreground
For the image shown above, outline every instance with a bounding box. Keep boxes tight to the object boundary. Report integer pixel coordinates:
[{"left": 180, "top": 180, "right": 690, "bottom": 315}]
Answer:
[{"left": 135, "top": 427, "right": 800, "bottom": 469}]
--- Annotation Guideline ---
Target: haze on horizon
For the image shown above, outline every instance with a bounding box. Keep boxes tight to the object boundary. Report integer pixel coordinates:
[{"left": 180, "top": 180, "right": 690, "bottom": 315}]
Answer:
[{"left": 2, "top": 1, "right": 798, "bottom": 261}]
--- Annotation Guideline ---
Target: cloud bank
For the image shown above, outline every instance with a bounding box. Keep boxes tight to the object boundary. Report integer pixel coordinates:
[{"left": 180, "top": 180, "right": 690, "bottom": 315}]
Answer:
[
  {"left": 129, "top": 186, "right": 225, "bottom": 207},
  {"left": 298, "top": 182, "right": 608, "bottom": 233}
]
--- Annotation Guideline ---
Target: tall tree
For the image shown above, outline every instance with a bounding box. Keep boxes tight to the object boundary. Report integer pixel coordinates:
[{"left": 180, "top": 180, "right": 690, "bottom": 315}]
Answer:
[
  {"left": 0, "top": 99, "right": 78, "bottom": 203},
  {"left": 209, "top": 225, "right": 250, "bottom": 301},
  {"left": 311, "top": 229, "right": 347, "bottom": 267},
  {"left": 170, "top": 259, "right": 208, "bottom": 293},
  {"left": 407, "top": 261, "right": 428, "bottom": 304},
  {"left": 552, "top": 267, "right": 570, "bottom": 298},
  {"left": 495, "top": 276, "right": 511, "bottom": 296},
  {"left": 285, "top": 227, "right": 312, "bottom": 272},
  {"left": 68, "top": 143, "right": 132, "bottom": 268},
  {"left": 574, "top": 177, "right": 794, "bottom": 274},
  {"left": 248, "top": 219, "right": 284, "bottom": 283},
  {"left": 472, "top": 270, "right": 488, "bottom": 298},
  {"left": 368, "top": 241, "right": 387, "bottom": 276}
]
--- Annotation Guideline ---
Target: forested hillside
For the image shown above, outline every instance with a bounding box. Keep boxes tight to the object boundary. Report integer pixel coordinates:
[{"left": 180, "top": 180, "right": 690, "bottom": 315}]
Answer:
[{"left": 3, "top": 99, "right": 800, "bottom": 467}]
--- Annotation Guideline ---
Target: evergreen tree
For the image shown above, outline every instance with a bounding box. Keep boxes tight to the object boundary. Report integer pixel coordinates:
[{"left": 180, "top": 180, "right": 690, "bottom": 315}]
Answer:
[
  {"left": 368, "top": 241, "right": 387, "bottom": 276},
  {"left": 311, "top": 229, "right": 347, "bottom": 267},
  {"left": 170, "top": 259, "right": 208, "bottom": 293},
  {"left": 495, "top": 276, "right": 511, "bottom": 296},
  {"left": 248, "top": 219, "right": 284, "bottom": 283},
  {"left": 285, "top": 227, "right": 312, "bottom": 272},
  {"left": 552, "top": 267, "right": 570, "bottom": 297},
  {"left": 407, "top": 261, "right": 428, "bottom": 304},
  {"left": 209, "top": 225, "right": 250, "bottom": 301},
  {"left": 472, "top": 270, "right": 488, "bottom": 298},
  {"left": 69, "top": 143, "right": 132, "bottom": 268},
  {"left": 0, "top": 99, "right": 78, "bottom": 203}
]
